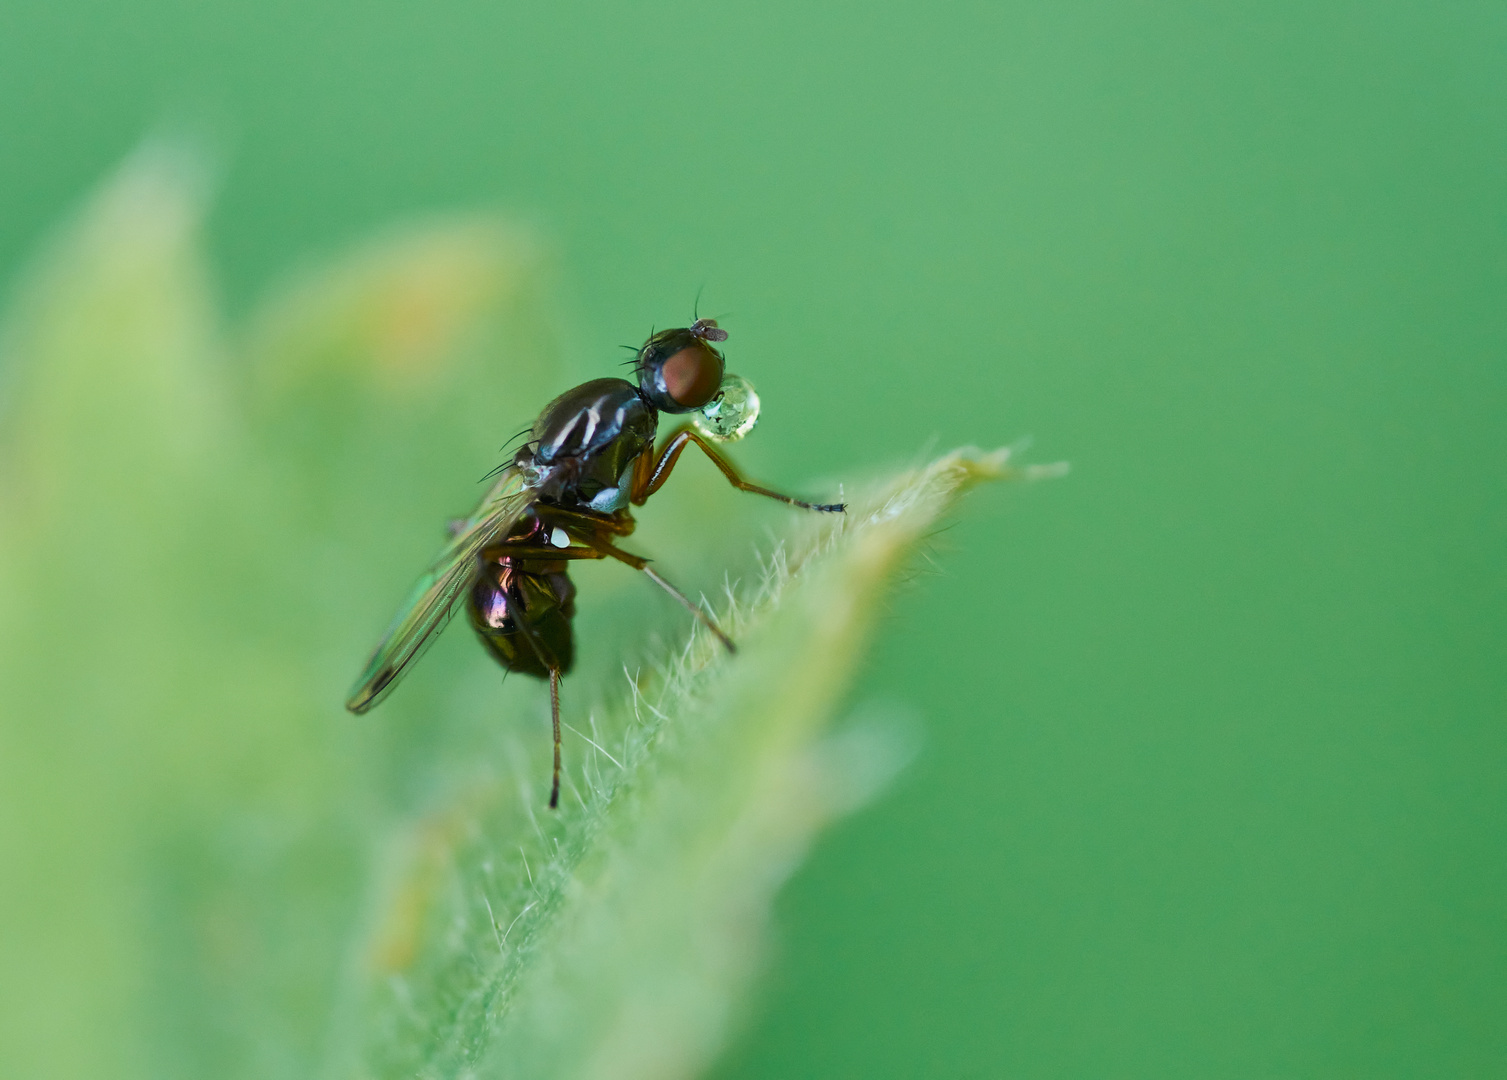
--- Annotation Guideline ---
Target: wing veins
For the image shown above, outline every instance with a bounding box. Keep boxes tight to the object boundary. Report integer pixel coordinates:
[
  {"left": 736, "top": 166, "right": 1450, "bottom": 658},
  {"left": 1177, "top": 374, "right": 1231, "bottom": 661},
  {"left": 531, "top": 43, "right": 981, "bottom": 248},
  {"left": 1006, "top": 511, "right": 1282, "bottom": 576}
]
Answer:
[{"left": 346, "top": 468, "right": 535, "bottom": 713}]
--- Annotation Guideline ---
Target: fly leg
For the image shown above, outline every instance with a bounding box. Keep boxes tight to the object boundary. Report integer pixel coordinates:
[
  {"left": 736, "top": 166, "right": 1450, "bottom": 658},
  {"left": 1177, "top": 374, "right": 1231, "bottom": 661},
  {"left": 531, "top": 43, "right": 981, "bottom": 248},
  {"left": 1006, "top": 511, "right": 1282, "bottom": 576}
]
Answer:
[
  {"left": 500, "top": 576, "right": 569, "bottom": 809},
  {"left": 548, "top": 668, "right": 562, "bottom": 810},
  {"left": 538, "top": 508, "right": 737, "bottom": 654},
  {"left": 526, "top": 504, "right": 638, "bottom": 537},
  {"left": 596, "top": 537, "right": 736, "bottom": 653},
  {"left": 630, "top": 426, "right": 846, "bottom": 512},
  {"left": 477, "top": 542, "right": 606, "bottom": 562}
]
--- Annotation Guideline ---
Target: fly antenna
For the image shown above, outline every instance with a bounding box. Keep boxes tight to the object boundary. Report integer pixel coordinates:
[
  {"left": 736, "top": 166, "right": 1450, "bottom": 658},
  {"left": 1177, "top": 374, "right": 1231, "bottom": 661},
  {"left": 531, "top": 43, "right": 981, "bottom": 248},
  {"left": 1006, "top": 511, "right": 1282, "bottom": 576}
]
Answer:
[{"left": 691, "top": 317, "right": 728, "bottom": 342}]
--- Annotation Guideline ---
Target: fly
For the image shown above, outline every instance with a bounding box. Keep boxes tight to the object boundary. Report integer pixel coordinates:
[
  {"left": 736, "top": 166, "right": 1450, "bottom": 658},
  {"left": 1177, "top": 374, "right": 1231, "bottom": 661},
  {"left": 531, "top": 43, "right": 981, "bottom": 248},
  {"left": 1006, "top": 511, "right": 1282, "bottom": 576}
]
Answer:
[{"left": 345, "top": 319, "right": 844, "bottom": 807}]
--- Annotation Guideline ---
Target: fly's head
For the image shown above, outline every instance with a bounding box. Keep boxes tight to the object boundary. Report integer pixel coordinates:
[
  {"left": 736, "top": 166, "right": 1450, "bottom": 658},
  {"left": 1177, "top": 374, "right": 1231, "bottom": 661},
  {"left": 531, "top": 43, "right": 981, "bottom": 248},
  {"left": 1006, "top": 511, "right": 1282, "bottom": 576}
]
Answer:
[
  {"left": 635, "top": 319, "right": 761, "bottom": 441},
  {"left": 635, "top": 321, "right": 728, "bottom": 413}
]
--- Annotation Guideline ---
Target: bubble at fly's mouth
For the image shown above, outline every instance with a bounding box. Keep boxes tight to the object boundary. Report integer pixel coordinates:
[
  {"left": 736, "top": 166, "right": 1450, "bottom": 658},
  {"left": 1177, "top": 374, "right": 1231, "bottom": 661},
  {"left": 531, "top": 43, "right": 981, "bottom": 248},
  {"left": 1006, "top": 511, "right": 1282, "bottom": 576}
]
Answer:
[{"left": 693, "top": 373, "right": 761, "bottom": 442}]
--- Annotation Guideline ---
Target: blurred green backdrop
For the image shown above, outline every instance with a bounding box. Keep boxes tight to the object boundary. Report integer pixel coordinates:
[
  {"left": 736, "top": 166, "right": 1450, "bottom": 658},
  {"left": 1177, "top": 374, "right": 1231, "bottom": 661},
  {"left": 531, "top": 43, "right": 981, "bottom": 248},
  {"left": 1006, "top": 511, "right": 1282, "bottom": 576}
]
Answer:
[{"left": 1, "top": 1, "right": 1503, "bottom": 1077}]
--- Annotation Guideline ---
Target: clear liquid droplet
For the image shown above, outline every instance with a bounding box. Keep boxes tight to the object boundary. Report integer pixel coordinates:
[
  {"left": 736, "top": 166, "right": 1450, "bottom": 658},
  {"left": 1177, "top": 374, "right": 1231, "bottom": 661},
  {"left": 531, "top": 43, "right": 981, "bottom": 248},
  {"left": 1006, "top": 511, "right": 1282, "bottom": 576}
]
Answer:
[{"left": 693, "top": 373, "right": 760, "bottom": 442}]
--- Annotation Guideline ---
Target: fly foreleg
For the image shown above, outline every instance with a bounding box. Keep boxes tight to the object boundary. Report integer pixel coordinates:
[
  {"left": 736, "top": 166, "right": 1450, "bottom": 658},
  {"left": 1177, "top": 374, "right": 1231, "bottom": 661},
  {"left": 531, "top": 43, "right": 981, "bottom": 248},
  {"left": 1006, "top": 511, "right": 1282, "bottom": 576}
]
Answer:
[{"left": 630, "top": 426, "right": 845, "bottom": 512}]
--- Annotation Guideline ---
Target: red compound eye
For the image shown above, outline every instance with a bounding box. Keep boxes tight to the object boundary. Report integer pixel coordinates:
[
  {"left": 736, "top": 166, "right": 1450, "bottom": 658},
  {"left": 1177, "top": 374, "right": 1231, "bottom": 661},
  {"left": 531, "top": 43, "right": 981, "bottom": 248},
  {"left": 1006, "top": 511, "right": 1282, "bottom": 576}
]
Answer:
[{"left": 660, "top": 342, "right": 724, "bottom": 408}]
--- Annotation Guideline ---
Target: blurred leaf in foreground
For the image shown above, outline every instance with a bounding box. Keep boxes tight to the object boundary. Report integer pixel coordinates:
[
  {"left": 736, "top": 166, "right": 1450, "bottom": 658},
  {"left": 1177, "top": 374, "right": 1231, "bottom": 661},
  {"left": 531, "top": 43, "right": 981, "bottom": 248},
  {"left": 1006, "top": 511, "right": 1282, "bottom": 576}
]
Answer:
[
  {"left": 0, "top": 144, "right": 560, "bottom": 1080},
  {"left": 0, "top": 146, "right": 1055, "bottom": 1079}
]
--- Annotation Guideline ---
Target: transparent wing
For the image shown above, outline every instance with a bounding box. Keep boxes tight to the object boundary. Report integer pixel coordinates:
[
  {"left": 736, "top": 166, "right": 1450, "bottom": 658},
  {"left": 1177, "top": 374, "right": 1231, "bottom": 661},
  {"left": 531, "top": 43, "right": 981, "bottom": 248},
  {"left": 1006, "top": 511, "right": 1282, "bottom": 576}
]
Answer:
[{"left": 346, "top": 467, "right": 535, "bottom": 713}]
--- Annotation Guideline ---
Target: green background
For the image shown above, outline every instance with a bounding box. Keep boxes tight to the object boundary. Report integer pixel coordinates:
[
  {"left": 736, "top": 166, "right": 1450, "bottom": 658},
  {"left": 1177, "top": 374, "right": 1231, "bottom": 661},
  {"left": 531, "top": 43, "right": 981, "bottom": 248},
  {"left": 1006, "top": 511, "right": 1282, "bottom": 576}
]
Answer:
[{"left": 2, "top": 1, "right": 1502, "bottom": 1076}]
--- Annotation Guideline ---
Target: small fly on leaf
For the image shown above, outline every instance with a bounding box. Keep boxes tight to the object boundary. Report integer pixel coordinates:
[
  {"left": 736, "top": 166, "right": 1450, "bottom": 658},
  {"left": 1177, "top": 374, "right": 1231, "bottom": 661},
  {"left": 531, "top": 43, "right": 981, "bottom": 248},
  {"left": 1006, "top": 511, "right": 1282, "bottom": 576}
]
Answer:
[{"left": 346, "top": 319, "right": 844, "bottom": 808}]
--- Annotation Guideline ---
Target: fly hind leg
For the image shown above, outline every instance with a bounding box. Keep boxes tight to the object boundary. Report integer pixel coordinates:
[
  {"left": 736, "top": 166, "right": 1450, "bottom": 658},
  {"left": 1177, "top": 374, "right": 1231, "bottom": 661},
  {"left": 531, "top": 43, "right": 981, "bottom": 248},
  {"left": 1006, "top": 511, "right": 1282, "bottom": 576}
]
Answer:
[
  {"left": 500, "top": 576, "right": 569, "bottom": 809},
  {"left": 548, "top": 668, "right": 562, "bottom": 809}
]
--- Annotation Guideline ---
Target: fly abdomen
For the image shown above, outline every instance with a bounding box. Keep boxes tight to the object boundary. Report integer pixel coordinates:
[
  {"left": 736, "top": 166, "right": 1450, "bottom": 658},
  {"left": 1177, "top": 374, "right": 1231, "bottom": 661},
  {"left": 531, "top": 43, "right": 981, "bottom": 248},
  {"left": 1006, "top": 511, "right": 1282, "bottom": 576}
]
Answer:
[{"left": 467, "top": 558, "right": 577, "bottom": 679}]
